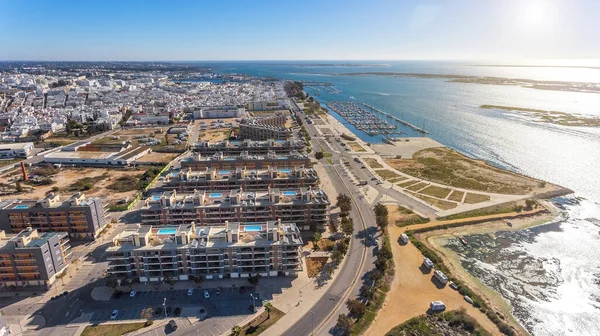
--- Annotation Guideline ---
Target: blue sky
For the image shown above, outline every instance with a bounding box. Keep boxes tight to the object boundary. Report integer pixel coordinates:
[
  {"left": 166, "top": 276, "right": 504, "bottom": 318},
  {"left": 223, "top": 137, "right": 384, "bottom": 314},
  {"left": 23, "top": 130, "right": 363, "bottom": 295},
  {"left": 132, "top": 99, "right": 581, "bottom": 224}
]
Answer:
[{"left": 0, "top": 0, "right": 598, "bottom": 61}]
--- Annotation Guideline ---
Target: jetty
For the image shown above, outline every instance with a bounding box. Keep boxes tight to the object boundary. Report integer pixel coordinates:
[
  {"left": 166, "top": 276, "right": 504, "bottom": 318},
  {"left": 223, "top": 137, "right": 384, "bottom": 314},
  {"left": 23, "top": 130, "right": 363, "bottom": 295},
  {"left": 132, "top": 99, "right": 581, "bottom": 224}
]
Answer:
[{"left": 328, "top": 101, "right": 401, "bottom": 136}]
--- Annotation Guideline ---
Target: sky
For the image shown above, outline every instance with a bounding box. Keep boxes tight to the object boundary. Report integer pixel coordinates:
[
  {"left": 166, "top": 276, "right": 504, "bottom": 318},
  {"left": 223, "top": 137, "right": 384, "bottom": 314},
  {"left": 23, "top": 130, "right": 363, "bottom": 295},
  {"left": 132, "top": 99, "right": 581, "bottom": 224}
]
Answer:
[{"left": 0, "top": 0, "right": 598, "bottom": 62}]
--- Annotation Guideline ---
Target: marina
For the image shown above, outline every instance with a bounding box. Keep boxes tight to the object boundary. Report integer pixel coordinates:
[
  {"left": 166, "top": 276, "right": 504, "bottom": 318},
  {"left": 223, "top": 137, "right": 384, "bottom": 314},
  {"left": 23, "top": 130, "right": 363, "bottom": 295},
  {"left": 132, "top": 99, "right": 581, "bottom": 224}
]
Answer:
[{"left": 327, "top": 101, "right": 428, "bottom": 138}]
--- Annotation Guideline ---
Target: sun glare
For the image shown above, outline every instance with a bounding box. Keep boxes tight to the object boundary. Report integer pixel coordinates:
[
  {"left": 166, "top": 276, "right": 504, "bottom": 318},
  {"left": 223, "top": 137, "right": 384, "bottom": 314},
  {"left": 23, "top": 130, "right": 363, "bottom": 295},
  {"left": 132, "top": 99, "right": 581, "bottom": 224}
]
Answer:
[{"left": 518, "top": 0, "right": 548, "bottom": 27}]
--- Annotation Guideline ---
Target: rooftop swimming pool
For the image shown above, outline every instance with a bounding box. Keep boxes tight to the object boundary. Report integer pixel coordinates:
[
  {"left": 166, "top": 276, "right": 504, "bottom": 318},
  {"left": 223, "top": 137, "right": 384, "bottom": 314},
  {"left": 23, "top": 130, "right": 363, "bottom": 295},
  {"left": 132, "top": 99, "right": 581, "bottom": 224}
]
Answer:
[
  {"left": 157, "top": 228, "right": 177, "bottom": 235},
  {"left": 151, "top": 195, "right": 161, "bottom": 201},
  {"left": 279, "top": 169, "right": 292, "bottom": 173},
  {"left": 282, "top": 191, "right": 297, "bottom": 196},
  {"left": 218, "top": 170, "right": 229, "bottom": 175},
  {"left": 209, "top": 193, "right": 223, "bottom": 198},
  {"left": 14, "top": 205, "right": 30, "bottom": 209},
  {"left": 277, "top": 157, "right": 288, "bottom": 160},
  {"left": 244, "top": 225, "right": 262, "bottom": 232},
  {"left": 224, "top": 158, "right": 235, "bottom": 161}
]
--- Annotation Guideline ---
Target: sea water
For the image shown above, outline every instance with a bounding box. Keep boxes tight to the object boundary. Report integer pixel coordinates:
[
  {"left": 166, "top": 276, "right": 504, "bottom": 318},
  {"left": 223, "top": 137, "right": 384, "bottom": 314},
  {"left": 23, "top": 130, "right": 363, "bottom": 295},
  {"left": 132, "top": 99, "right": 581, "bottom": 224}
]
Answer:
[{"left": 196, "top": 60, "right": 600, "bottom": 335}]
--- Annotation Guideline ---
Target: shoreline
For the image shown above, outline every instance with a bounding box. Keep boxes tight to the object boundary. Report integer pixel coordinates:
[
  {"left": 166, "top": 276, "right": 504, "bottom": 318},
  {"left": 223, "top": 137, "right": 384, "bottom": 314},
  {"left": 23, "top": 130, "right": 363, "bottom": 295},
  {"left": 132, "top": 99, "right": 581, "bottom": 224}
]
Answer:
[{"left": 417, "top": 203, "right": 562, "bottom": 336}]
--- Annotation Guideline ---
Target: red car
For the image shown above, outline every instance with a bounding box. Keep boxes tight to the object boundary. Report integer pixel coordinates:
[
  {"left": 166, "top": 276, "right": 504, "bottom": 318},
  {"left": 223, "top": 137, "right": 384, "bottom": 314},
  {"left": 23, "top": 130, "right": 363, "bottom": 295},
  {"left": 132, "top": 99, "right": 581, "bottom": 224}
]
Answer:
[{"left": 239, "top": 286, "right": 246, "bottom": 293}]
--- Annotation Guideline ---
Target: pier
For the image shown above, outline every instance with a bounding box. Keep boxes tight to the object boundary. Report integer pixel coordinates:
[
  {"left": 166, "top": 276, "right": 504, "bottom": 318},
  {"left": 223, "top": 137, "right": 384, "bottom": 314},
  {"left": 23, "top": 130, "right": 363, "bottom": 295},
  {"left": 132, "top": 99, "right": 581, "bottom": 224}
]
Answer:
[{"left": 361, "top": 103, "right": 428, "bottom": 134}]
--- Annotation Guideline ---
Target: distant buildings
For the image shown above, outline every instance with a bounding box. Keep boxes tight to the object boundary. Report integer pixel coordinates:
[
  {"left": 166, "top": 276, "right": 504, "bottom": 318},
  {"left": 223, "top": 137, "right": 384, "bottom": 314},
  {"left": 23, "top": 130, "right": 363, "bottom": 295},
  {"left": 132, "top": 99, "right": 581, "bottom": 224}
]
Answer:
[
  {"left": 181, "top": 151, "right": 311, "bottom": 170},
  {"left": 141, "top": 188, "right": 329, "bottom": 229},
  {"left": 164, "top": 166, "right": 319, "bottom": 192},
  {"left": 0, "top": 142, "right": 34, "bottom": 159},
  {"left": 106, "top": 220, "right": 303, "bottom": 281},
  {"left": 0, "top": 193, "right": 107, "bottom": 240},
  {"left": 192, "top": 105, "right": 245, "bottom": 119},
  {"left": 0, "top": 228, "right": 72, "bottom": 289}
]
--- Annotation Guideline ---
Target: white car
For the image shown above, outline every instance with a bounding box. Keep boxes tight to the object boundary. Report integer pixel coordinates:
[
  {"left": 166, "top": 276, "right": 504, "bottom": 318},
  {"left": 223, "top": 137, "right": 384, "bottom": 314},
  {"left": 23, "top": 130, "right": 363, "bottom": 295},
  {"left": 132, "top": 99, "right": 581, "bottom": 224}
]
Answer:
[
  {"left": 204, "top": 290, "right": 210, "bottom": 299},
  {"left": 111, "top": 310, "right": 119, "bottom": 319},
  {"left": 129, "top": 290, "right": 137, "bottom": 297},
  {"left": 187, "top": 288, "right": 194, "bottom": 296}
]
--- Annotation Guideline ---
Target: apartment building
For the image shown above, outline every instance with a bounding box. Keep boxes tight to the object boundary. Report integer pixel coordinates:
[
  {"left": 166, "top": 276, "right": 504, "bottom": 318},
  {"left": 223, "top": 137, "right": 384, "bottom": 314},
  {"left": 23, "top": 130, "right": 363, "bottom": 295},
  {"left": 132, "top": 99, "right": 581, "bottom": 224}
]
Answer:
[
  {"left": 191, "top": 139, "right": 305, "bottom": 155},
  {"left": 181, "top": 151, "right": 311, "bottom": 170},
  {"left": 106, "top": 220, "right": 302, "bottom": 281},
  {"left": 164, "top": 166, "right": 319, "bottom": 192},
  {"left": 0, "top": 228, "right": 72, "bottom": 289},
  {"left": 239, "top": 122, "right": 292, "bottom": 141},
  {"left": 0, "top": 193, "right": 107, "bottom": 240},
  {"left": 0, "top": 142, "right": 34, "bottom": 159},
  {"left": 192, "top": 105, "right": 245, "bottom": 119},
  {"left": 141, "top": 188, "right": 329, "bottom": 229}
]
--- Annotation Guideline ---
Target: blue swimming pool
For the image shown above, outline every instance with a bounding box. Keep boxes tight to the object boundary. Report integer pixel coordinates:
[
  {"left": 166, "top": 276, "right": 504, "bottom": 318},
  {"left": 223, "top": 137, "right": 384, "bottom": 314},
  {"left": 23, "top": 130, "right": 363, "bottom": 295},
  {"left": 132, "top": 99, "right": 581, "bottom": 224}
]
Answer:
[
  {"left": 218, "top": 170, "right": 229, "bottom": 175},
  {"left": 224, "top": 158, "right": 235, "bottom": 161},
  {"left": 244, "top": 225, "right": 262, "bottom": 232},
  {"left": 282, "top": 191, "right": 297, "bottom": 196},
  {"left": 209, "top": 193, "right": 223, "bottom": 198},
  {"left": 277, "top": 157, "right": 288, "bottom": 160},
  {"left": 151, "top": 195, "right": 161, "bottom": 201},
  {"left": 157, "top": 228, "right": 177, "bottom": 235},
  {"left": 279, "top": 169, "right": 291, "bottom": 173},
  {"left": 14, "top": 205, "right": 30, "bottom": 209}
]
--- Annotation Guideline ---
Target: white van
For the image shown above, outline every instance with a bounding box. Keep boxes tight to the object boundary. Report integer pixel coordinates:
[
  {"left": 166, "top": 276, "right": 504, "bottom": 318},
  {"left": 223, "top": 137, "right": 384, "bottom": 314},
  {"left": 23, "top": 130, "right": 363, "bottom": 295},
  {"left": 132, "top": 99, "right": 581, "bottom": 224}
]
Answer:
[
  {"left": 434, "top": 270, "right": 448, "bottom": 284},
  {"left": 400, "top": 233, "right": 409, "bottom": 244},
  {"left": 430, "top": 301, "right": 446, "bottom": 312},
  {"left": 423, "top": 258, "right": 434, "bottom": 269}
]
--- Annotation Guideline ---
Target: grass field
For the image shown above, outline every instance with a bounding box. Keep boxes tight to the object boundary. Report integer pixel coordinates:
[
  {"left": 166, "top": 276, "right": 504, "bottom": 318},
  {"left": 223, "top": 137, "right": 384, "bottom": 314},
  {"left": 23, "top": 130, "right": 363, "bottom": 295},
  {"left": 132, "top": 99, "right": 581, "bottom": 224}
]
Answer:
[
  {"left": 410, "top": 192, "right": 458, "bottom": 210},
  {"left": 448, "top": 190, "right": 465, "bottom": 202},
  {"left": 387, "top": 177, "right": 407, "bottom": 184},
  {"left": 420, "top": 185, "right": 452, "bottom": 199},
  {"left": 364, "top": 158, "right": 383, "bottom": 169},
  {"left": 306, "top": 257, "right": 329, "bottom": 278},
  {"left": 439, "top": 202, "right": 519, "bottom": 220},
  {"left": 385, "top": 147, "right": 554, "bottom": 195},
  {"left": 464, "top": 193, "right": 491, "bottom": 204},
  {"left": 348, "top": 142, "right": 366, "bottom": 152},
  {"left": 398, "top": 180, "right": 417, "bottom": 188},
  {"left": 239, "top": 307, "right": 285, "bottom": 336},
  {"left": 387, "top": 205, "right": 430, "bottom": 227},
  {"left": 406, "top": 182, "right": 428, "bottom": 192},
  {"left": 376, "top": 169, "right": 402, "bottom": 180},
  {"left": 80, "top": 322, "right": 147, "bottom": 336}
]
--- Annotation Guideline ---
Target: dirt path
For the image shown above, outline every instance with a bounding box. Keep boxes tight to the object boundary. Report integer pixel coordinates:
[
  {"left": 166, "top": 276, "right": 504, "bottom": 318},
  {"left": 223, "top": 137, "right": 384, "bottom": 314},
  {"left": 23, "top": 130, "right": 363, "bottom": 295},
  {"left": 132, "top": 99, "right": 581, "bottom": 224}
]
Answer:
[{"left": 363, "top": 208, "right": 551, "bottom": 336}]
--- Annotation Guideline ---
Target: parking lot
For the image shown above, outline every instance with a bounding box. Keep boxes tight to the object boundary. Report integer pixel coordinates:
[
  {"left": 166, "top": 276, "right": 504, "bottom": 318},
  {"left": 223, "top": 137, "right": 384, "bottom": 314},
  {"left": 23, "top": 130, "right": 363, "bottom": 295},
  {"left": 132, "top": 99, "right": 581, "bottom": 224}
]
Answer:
[{"left": 88, "top": 286, "right": 260, "bottom": 323}]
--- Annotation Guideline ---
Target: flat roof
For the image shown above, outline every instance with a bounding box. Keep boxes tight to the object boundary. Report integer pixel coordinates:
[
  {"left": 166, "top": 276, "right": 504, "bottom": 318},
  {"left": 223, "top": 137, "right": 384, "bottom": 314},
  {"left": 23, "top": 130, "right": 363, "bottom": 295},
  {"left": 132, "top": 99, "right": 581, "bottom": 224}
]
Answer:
[
  {"left": 0, "top": 142, "right": 33, "bottom": 150},
  {"left": 44, "top": 151, "right": 116, "bottom": 159}
]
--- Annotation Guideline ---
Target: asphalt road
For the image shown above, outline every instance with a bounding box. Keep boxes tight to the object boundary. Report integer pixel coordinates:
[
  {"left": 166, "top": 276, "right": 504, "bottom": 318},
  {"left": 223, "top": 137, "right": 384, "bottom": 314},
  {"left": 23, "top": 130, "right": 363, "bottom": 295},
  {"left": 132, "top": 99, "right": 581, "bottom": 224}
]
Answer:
[{"left": 280, "top": 102, "right": 378, "bottom": 336}]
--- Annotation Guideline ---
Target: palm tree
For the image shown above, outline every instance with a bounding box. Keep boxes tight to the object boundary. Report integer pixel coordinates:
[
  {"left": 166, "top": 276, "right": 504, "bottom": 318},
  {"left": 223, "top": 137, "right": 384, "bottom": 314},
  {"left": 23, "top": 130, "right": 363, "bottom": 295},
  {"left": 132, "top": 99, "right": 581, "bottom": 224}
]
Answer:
[
  {"left": 231, "top": 325, "right": 242, "bottom": 336},
  {"left": 264, "top": 302, "right": 273, "bottom": 319}
]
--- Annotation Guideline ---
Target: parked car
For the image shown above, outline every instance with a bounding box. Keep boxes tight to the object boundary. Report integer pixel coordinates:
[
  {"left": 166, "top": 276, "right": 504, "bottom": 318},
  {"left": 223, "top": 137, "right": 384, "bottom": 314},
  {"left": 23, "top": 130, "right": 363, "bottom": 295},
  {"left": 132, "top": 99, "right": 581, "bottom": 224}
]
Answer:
[
  {"left": 187, "top": 288, "right": 194, "bottom": 296},
  {"left": 110, "top": 310, "right": 119, "bottom": 320},
  {"left": 449, "top": 282, "right": 459, "bottom": 290},
  {"left": 166, "top": 306, "right": 172, "bottom": 316},
  {"left": 430, "top": 301, "right": 446, "bottom": 312},
  {"left": 154, "top": 307, "right": 162, "bottom": 317},
  {"left": 464, "top": 296, "right": 474, "bottom": 304},
  {"left": 204, "top": 290, "right": 210, "bottom": 299},
  {"left": 216, "top": 287, "right": 221, "bottom": 295},
  {"left": 174, "top": 307, "right": 181, "bottom": 316},
  {"left": 168, "top": 319, "right": 178, "bottom": 331},
  {"left": 239, "top": 286, "right": 246, "bottom": 294},
  {"left": 129, "top": 290, "right": 137, "bottom": 297}
]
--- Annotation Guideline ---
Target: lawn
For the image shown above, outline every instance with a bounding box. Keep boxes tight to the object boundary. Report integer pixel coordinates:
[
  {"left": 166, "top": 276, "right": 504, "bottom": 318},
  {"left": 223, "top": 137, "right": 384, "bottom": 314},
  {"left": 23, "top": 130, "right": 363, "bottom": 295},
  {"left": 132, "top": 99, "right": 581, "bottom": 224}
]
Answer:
[
  {"left": 80, "top": 322, "right": 147, "bottom": 336},
  {"left": 464, "top": 193, "right": 491, "bottom": 204},
  {"left": 387, "top": 177, "right": 407, "bottom": 184},
  {"left": 448, "top": 190, "right": 465, "bottom": 202},
  {"left": 439, "top": 202, "right": 519, "bottom": 220},
  {"left": 364, "top": 158, "right": 383, "bottom": 169},
  {"left": 388, "top": 205, "right": 430, "bottom": 227},
  {"left": 348, "top": 142, "right": 366, "bottom": 152},
  {"left": 317, "top": 238, "right": 335, "bottom": 251},
  {"left": 420, "top": 185, "right": 452, "bottom": 199},
  {"left": 406, "top": 182, "right": 428, "bottom": 192},
  {"left": 375, "top": 169, "right": 402, "bottom": 180},
  {"left": 410, "top": 192, "right": 458, "bottom": 210},
  {"left": 398, "top": 180, "right": 417, "bottom": 188},
  {"left": 306, "top": 257, "right": 328, "bottom": 278},
  {"left": 240, "top": 307, "right": 285, "bottom": 336}
]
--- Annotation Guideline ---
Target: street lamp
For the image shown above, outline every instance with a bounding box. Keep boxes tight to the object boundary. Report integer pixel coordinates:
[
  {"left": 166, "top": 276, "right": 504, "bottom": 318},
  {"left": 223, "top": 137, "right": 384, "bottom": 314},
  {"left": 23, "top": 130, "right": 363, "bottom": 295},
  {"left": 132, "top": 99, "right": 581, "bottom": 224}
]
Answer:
[
  {"left": 250, "top": 294, "right": 256, "bottom": 313},
  {"left": 163, "top": 297, "right": 167, "bottom": 319}
]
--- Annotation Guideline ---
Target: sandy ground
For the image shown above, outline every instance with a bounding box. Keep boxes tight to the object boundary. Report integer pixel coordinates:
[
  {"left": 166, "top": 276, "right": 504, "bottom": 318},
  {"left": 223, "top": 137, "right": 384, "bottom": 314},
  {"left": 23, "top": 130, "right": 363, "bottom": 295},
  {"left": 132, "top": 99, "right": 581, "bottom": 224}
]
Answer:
[
  {"left": 135, "top": 152, "right": 179, "bottom": 163},
  {"left": 372, "top": 137, "right": 444, "bottom": 158},
  {"left": 364, "top": 223, "right": 502, "bottom": 336},
  {"left": 1, "top": 167, "right": 145, "bottom": 202},
  {"left": 364, "top": 206, "right": 552, "bottom": 336},
  {"left": 199, "top": 128, "right": 231, "bottom": 142}
]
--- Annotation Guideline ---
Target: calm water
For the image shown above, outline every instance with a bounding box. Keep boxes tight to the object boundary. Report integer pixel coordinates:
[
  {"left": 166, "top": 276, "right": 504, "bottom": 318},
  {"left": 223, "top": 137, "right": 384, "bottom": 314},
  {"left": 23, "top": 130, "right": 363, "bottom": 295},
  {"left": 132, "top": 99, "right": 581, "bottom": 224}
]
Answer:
[{"left": 201, "top": 61, "right": 600, "bottom": 335}]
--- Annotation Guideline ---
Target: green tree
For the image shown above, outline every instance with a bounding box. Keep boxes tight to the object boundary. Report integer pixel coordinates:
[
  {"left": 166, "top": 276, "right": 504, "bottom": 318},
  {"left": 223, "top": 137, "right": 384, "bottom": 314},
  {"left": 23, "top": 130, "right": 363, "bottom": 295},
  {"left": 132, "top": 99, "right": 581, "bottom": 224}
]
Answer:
[
  {"left": 315, "top": 151, "right": 324, "bottom": 160},
  {"left": 332, "top": 250, "right": 343, "bottom": 265},
  {"left": 341, "top": 217, "right": 354, "bottom": 236},
  {"left": 248, "top": 274, "right": 261, "bottom": 286},
  {"left": 264, "top": 302, "right": 273, "bottom": 319},
  {"left": 140, "top": 307, "right": 153, "bottom": 326},
  {"left": 336, "top": 314, "right": 353, "bottom": 336},
  {"left": 15, "top": 181, "right": 22, "bottom": 192},
  {"left": 313, "top": 231, "right": 322, "bottom": 249},
  {"left": 231, "top": 325, "right": 242, "bottom": 336},
  {"left": 346, "top": 299, "right": 366, "bottom": 317}
]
